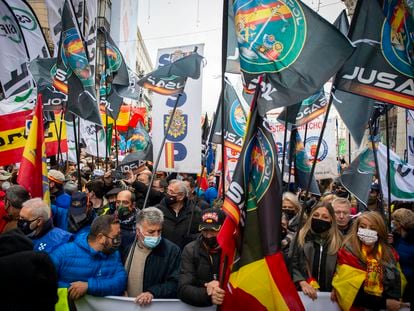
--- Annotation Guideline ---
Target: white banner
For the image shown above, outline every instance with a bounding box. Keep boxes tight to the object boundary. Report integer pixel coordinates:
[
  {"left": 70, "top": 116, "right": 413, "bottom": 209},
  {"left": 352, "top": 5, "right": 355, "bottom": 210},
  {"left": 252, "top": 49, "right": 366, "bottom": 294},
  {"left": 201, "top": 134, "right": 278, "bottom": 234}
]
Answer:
[
  {"left": 270, "top": 113, "right": 338, "bottom": 181},
  {"left": 0, "top": 1, "right": 32, "bottom": 99},
  {"left": 151, "top": 44, "right": 204, "bottom": 173},
  {"left": 63, "top": 120, "right": 77, "bottom": 163},
  {"left": 81, "top": 119, "right": 106, "bottom": 158},
  {"left": 407, "top": 110, "right": 414, "bottom": 165},
  {"left": 378, "top": 143, "right": 414, "bottom": 202},
  {"left": 75, "top": 293, "right": 408, "bottom": 311},
  {"left": 8, "top": 0, "right": 50, "bottom": 59}
]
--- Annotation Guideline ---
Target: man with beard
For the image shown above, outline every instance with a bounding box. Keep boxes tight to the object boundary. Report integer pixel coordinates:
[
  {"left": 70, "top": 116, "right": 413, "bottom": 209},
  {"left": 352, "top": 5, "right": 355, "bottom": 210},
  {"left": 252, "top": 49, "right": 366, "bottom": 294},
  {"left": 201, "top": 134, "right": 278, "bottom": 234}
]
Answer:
[
  {"left": 18, "top": 198, "right": 73, "bottom": 253},
  {"left": 116, "top": 190, "right": 138, "bottom": 254},
  {"left": 178, "top": 208, "right": 226, "bottom": 306},
  {"left": 156, "top": 179, "right": 201, "bottom": 249},
  {"left": 50, "top": 215, "right": 127, "bottom": 301}
]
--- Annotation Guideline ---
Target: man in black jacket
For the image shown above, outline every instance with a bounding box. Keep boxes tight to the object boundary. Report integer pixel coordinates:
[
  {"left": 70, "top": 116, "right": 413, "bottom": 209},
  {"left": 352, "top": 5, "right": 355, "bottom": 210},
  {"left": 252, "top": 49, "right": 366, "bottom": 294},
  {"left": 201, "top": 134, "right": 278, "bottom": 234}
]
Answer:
[
  {"left": 156, "top": 179, "right": 201, "bottom": 249},
  {"left": 178, "top": 208, "right": 226, "bottom": 307},
  {"left": 124, "top": 206, "right": 181, "bottom": 306}
]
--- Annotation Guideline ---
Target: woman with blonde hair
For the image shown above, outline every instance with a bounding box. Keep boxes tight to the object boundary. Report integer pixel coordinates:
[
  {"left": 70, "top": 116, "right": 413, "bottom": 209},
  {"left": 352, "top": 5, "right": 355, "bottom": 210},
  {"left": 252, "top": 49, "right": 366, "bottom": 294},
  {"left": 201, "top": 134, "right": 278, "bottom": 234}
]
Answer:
[
  {"left": 290, "top": 202, "right": 342, "bottom": 300},
  {"left": 282, "top": 191, "right": 303, "bottom": 232},
  {"left": 332, "top": 211, "right": 408, "bottom": 311}
]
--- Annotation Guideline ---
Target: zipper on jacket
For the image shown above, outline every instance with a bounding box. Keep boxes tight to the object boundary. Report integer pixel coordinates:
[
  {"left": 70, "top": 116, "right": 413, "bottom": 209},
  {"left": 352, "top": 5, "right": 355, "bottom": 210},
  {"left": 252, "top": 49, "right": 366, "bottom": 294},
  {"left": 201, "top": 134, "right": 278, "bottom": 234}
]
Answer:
[{"left": 317, "top": 244, "right": 323, "bottom": 284}]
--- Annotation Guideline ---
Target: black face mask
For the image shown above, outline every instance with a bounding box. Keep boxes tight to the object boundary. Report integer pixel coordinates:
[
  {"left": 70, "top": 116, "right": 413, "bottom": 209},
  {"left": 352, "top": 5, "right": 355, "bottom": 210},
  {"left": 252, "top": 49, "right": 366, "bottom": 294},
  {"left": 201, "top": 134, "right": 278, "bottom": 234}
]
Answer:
[
  {"left": 102, "top": 236, "right": 121, "bottom": 254},
  {"left": 165, "top": 194, "right": 178, "bottom": 206},
  {"left": 283, "top": 209, "right": 296, "bottom": 220},
  {"left": 311, "top": 218, "right": 332, "bottom": 234},
  {"left": 335, "top": 190, "right": 349, "bottom": 198},
  {"left": 17, "top": 218, "right": 39, "bottom": 237},
  {"left": 203, "top": 236, "right": 219, "bottom": 249}
]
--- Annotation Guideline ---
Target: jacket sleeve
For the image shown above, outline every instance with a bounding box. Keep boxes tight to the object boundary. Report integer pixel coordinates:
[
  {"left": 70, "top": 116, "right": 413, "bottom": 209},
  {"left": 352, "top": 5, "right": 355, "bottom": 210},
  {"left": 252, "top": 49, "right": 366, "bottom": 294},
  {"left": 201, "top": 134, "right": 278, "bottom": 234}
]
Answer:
[
  {"left": 146, "top": 244, "right": 181, "bottom": 298},
  {"left": 177, "top": 244, "right": 212, "bottom": 307},
  {"left": 289, "top": 239, "right": 307, "bottom": 285},
  {"left": 87, "top": 252, "right": 127, "bottom": 296},
  {"left": 49, "top": 244, "right": 70, "bottom": 288}
]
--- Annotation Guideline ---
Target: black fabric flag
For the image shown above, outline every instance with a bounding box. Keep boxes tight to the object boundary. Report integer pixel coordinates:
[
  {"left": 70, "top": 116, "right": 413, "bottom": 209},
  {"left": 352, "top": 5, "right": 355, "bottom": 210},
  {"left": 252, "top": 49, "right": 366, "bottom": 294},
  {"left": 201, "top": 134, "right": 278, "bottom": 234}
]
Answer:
[
  {"left": 138, "top": 51, "right": 204, "bottom": 95},
  {"left": 277, "top": 89, "right": 328, "bottom": 126},
  {"left": 233, "top": 0, "right": 354, "bottom": 116},
  {"left": 335, "top": 0, "right": 414, "bottom": 109},
  {"left": 52, "top": 0, "right": 101, "bottom": 125},
  {"left": 333, "top": 9, "right": 349, "bottom": 36}
]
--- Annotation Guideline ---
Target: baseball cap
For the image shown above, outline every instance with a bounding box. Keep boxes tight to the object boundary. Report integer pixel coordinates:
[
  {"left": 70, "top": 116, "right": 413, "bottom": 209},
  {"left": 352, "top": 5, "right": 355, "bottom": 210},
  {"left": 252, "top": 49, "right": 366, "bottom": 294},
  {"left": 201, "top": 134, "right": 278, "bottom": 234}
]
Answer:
[
  {"left": 199, "top": 208, "right": 225, "bottom": 231},
  {"left": 70, "top": 192, "right": 88, "bottom": 216},
  {"left": 48, "top": 169, "right": 65, "bottom": 184},
  {"left": 106, "top": 187, "right": 122, "bottom": 198}
]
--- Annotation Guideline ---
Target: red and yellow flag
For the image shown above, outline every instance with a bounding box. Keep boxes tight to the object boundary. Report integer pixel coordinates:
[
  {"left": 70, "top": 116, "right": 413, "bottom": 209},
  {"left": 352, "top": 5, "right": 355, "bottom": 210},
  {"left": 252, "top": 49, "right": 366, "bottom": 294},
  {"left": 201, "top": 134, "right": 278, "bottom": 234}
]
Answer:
[
  {"left": 218, "top": 104, "right": 304, "bottom": 310},
  {"left": 17, "top": 95, "right": 50, "bottom": 205}
]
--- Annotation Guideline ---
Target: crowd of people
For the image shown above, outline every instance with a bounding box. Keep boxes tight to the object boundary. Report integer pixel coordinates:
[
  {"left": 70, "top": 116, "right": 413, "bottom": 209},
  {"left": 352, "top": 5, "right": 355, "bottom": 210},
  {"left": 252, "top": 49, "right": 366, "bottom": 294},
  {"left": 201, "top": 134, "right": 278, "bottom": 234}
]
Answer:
[{"left": 0, "top": 160, "right": 413, "bottom": 310}]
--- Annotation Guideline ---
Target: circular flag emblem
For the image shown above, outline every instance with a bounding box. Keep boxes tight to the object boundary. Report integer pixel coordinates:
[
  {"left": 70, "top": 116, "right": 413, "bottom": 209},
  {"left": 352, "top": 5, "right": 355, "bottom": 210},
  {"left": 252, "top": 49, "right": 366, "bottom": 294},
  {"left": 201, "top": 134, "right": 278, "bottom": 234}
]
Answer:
[
  {"left": 229, "top": 99, "right": 247, "bottom": 137},
  {"left": 381, "top": 1, "right": 414, "bottom": 78},
  {"left": 305, "top": 136, "right": 328, "bottom": 162},
  {"left": 234, "top": 0, "right": 306, "bottom": 73}
]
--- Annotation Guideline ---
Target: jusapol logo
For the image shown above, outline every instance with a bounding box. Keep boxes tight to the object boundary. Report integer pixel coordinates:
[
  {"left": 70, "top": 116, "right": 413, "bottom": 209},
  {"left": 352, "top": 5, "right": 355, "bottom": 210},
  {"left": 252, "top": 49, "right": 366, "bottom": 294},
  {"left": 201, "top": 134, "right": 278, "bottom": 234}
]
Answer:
[{"left": 234, "top": 0, "right": 306, "bottom": 73}]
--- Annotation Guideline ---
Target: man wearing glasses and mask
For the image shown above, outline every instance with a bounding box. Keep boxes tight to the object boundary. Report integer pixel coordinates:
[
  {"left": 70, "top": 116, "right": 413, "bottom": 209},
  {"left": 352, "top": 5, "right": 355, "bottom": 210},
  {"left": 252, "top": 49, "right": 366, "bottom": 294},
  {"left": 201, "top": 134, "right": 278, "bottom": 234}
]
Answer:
[
  {"left": 156, "top": 179, "right": 201, "bottom": 249},
  {"left": 50, "top": 215, "right": 127, "bottom": 301},
  {"left": 18, "top": 198, "right": 73, "bottom": 253}
]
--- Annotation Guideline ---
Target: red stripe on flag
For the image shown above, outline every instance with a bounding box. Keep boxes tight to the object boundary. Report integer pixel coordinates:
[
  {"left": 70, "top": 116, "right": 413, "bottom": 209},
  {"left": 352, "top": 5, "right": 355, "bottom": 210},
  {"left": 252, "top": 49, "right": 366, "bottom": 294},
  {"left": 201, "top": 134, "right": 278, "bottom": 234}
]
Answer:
[
  {"left": 265, "top": 252, "right": 305, "bottom": 311},
  {"left": 221, "top": 283, "right": 267, "bottom": 311}
]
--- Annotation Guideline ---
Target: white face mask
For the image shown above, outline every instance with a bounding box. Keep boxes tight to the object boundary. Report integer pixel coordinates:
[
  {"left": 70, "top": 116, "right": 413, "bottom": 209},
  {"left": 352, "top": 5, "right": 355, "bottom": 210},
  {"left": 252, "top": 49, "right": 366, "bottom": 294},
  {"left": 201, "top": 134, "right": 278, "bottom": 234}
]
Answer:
[{"left": 357, "top": 227, "right": 378, "bottom": 246}]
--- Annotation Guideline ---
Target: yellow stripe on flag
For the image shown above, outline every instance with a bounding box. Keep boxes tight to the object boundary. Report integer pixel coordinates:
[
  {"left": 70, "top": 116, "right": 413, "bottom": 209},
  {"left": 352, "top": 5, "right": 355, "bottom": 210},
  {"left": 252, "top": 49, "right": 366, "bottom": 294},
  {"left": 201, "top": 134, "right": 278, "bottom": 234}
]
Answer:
[
  {"left": 229, "top": 258, "right": 290, "bottom": 311},
  {"left": 165, "top": 142, "right": 174, "bottom": 168},
  {"left": 332, "top": 264, "right": 366, "bottom": 311}
]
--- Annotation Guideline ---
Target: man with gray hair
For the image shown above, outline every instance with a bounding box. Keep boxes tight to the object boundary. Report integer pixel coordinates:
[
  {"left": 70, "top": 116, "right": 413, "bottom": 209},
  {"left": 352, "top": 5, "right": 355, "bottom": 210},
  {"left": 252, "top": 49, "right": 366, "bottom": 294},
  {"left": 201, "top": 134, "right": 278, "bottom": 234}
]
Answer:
[
  {"left": 332, "top": 197, "right": 352, "bottom": 235},
  {"left": 156, "top": 179, "right": 201, "bottom": 249},
  {"left": 124, "top": 206, "right": 181, "bottom": 306},
  {"left": 18, "top": 198, "right": 73, "bottom": 253}
]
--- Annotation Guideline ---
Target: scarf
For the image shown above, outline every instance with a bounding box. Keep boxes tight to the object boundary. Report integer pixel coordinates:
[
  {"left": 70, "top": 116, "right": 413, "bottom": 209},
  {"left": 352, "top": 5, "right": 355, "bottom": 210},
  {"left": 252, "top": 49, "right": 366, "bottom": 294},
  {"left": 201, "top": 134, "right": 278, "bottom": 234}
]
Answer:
[{"left": 361, "top": 243, "right": 383, "bottom": 297}]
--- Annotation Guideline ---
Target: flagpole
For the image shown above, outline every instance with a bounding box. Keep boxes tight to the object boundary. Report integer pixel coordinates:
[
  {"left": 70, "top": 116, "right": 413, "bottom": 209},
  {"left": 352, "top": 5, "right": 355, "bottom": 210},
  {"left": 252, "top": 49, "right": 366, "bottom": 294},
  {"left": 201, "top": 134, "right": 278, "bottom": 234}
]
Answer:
[
  {"left": 303, "top": 123, "right": 308, "bottom": 147},
  {"left": 384, "top": 106, "right": 392, "bottom": 226},
  {"left": 336, "top": 118, "right": 340, "bottom": 173},
  {"left": 72, "top": 116, "right": 82, "bottom": 190},
  {"left": 95, "top": 124, "right": 100, "bottom": 168},
  {"left": 348, "top": 132, "right": 351, "bottom": 164},
  {"left": 220, "top": 89, "right": 226, "bottom": 198},
  {"left": 281, "top": 107, "right": 289, "bottom": 186},
  {"left": 126, "top": 93, "right": 183, "bottom": 276},
  {"left": 287, "top": 127, "right": 295, "bottom": 186},
  {"left": 114, "top": 119, "right": 119, "bottom": 167},
  {"left": 105, "top": 109, "right": 109, "bottom": 171},
  {"left": 368, "top": 114, "right": 385, "bottom": 214}
]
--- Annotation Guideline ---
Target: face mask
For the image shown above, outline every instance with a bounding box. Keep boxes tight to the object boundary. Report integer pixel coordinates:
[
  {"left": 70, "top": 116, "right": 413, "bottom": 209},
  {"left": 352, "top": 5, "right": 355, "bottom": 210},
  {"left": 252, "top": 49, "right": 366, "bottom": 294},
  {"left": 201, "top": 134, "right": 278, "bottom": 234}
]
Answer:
[
  {"left": 143, "top": 235, "right": 162, "bottom": 249},
  {"left": 311, "top": 218, "right": 332, "bottom": 234},
  {"left": 335, "top": 190, "right": 349, "bottom": 198},
  {"left": 209, "top": 182, "right": 215, "bottom": 187},
  {"left": 102, "top": 236, "right": 121, "bottom": 254},
  {"left": 357, "top": 227, "right": 378, "bottom": 245},
  {"left": 283, "top": 209, "right": 296, "bottom": 220},
  {"left": 165, "top": 194, "right": 178, "bottom": 206},
  {"left": 17, "top": 218, "right": 39, "bottom": 237},
  {"left": 203, "top": 236, "right": 219, "bottom": 249},
  {"left": 117, "top": 205, "right": 132, "bottom": 220}
]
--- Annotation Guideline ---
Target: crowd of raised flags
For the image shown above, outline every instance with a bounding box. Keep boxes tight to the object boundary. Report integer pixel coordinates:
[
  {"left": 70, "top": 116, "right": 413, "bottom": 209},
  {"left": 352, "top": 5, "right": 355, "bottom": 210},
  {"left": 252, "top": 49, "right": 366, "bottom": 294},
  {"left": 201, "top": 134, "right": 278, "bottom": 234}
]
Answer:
[{"left": 0, "top": 0, "right": 414, "bottom": 310}]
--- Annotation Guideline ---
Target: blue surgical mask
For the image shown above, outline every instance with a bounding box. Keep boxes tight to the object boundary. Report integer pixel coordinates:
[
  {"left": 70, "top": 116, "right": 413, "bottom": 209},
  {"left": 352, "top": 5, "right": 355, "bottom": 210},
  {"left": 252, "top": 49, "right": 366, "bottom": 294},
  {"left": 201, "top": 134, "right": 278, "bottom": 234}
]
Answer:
[{"left": 143, "top": 235, "right": 161, "bottom": 249}]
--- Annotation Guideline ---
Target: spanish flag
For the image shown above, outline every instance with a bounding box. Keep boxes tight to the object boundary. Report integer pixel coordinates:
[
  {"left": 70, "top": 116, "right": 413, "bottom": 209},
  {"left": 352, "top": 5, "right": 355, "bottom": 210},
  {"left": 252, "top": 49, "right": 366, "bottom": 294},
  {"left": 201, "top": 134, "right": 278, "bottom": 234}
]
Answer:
[
  {"left": 217, "top": 103, "right": 304, "bottom": 311},
  {"left": 17, "top": 95, "right": 50, "bottom": 205}
]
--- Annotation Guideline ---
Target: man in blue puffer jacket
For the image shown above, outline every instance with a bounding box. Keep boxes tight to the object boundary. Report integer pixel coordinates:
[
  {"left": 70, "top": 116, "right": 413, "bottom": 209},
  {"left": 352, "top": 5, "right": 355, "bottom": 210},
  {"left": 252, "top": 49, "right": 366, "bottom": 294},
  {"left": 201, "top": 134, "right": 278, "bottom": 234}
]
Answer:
[{"left": 50, "top": 215, "right": 127, "bottom": 300}]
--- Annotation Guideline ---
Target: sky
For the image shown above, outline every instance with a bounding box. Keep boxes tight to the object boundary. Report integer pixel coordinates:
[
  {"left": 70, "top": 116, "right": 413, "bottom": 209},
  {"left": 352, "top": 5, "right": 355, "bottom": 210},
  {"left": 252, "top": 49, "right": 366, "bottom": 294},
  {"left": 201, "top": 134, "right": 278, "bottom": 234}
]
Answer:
[{"left": 137, "top": 0, "right": 347, "bottom": 114}]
